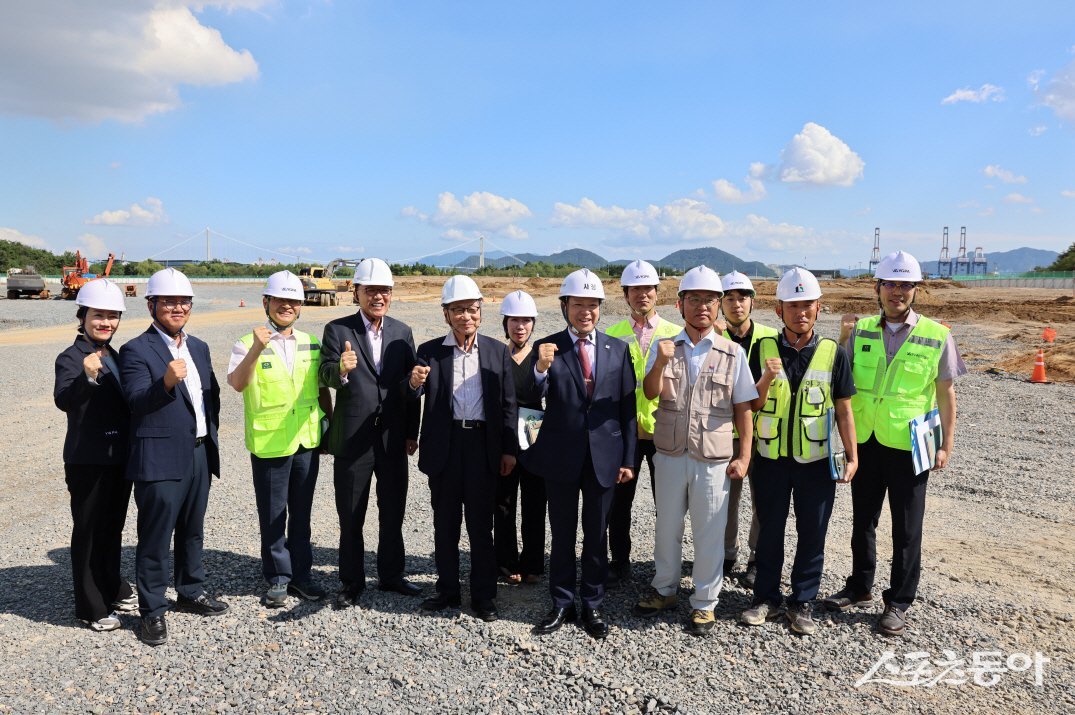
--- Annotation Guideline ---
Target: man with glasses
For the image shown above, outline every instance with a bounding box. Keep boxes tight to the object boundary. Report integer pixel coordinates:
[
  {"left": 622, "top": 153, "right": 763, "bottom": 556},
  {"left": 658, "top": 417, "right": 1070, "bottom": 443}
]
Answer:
[
  {"left": 228, "top": 271, "right": 333, "bottom": 608},
  {"left": 121, "top": 268, "right": 226, "bottom": 645},
  {"left": 718, "top": 271, "right": 778, "bottom": 589},
  {"left": 603, "top": 260, "right": 681, "bottom": 587},
  {"left": 632, "top": 266, "right": 757, "bottom": 636},
  {"left": 320, "top": 258, "right": 422, "bottom": 608},
  {"left": 823, "top": 251, "right": 965, "bottom": 636}
]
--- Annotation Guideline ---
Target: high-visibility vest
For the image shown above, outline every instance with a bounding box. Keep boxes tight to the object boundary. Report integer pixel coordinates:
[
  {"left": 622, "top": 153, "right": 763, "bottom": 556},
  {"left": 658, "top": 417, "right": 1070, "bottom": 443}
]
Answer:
[
  {"left": 606, "top": 316, "right": 682, "bottom": 435},
  {"left": 723, "top": 321, "right": 778, "bottom": 438},
  {"left": 754, "top": 337, "right": 837, "bottom": 463},
  {"left": 850, "top": 315, "right": 948, "bottom": 450},
  {"left": 240, "top": 329, "right": 323, "bottom": 458}
]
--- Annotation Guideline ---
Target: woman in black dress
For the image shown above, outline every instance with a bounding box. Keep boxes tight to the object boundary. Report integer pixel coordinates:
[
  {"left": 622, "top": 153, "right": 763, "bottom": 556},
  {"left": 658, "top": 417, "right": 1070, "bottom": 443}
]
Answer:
[
  {"left": 53, "top": 279, "right": 135, "bottom": 630},
  {"left": 494, "top": 290, "right": 547, "bottom": 584}
]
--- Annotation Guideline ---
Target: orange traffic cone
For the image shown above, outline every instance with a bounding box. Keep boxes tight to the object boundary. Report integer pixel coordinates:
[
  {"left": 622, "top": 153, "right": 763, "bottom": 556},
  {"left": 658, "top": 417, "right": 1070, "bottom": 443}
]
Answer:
[
  {"left": 239, "top": 299, "right": 246, "bottom": 307},
  {"left": 1029, "top": 348, "right": 1049, "bottom": 384}
]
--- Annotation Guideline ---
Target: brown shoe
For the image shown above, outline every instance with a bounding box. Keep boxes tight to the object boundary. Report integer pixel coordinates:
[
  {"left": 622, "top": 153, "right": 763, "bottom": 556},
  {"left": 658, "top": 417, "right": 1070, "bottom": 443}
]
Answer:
[{"left": 878, "top": 605, "right": 907, "bottom": 636}]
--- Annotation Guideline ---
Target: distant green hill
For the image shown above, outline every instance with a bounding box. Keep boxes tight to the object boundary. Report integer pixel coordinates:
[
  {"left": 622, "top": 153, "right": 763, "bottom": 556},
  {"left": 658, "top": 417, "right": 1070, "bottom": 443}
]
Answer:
[
  {"left": 0, "top": 239, "right": 71, "bottom": 274},
  {"left": 654, "top": 248, "right": 776, "bottom": 277}
]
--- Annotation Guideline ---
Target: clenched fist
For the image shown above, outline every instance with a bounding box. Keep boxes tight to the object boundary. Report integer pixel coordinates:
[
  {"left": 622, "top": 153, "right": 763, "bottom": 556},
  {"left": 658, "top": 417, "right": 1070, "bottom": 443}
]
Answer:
[
  {"left": 763, "top": 357, "right": 783, "bottom": 381},
  {"left": 339, "top": 340, "right": 358, "bottom": 376},
  {"left": 164, "top": 358, "right": 187, "bottom": 390},
  {"left": 83, "top": 349, "right": 107, "bottom": 381},
  {"left": 535, "top": 342, "right": 558, "bottom": 373},
  {"left": 409, "top": 363, "right": 431, "bottom": 389},
  {"left": 251, "top": 325, "right": 272, "bottom": 351},
  {"left": 653, "top": 338, "right": 676, "bottom": 366},
  {"left": 839, "top": 313, "right": 859, "bottom": 343}
]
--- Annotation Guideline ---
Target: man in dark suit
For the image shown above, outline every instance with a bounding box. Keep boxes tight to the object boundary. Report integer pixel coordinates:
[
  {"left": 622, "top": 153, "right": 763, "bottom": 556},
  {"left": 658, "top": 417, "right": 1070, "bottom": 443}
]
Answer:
[
  {"left": 523, "top": 269, "right": 637, "bottom": 640},
  {"left": 408, "top": 275, "right": 518, "bottom": 622},
  {"left": 319, "top": 258, "right": 421, "bottom": 608},
  {"left": 120, "top": 268, "right": 227, "bottom": 646}
]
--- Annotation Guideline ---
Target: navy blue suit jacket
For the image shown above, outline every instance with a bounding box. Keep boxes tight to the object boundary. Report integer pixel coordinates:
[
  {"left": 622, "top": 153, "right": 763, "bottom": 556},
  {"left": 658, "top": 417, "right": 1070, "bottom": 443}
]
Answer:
[
  {"left": 411, "top": 334, "right": 519, "bottom": 478},
  {"left": 54, "top": 336, "right": 129, "bottom": 466},
  {"left": 120, "top": 326, "right": 221, "bottom": 482},
  {"left": 521, "top": 329, "right": 636, "bottom": 488}
]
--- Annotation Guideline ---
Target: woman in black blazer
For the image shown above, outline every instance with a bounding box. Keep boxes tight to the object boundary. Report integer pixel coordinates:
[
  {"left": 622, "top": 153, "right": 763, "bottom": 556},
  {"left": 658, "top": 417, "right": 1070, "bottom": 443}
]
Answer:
[{"left": 53, "top": 279, "right": 135, "bottom": 631}]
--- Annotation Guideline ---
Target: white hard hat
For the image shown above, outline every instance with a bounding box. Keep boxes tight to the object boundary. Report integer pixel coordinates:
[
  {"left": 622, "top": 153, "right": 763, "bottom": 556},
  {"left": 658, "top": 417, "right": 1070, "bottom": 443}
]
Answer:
[
  {"left": 146, "top": 267, "right": 194, "bottom": 298},
  {"left": 874, "top": 250, "right": 923, "bottom": 282},
  {"left": 559, "top": 269, "right": 606, "bottom": 300},
  {"left": 263, "top": 270, "right": 305, "bottom": 300},
  {"left": 721, "top": 270, "right": 755, "bottom": 295},
  {"left": 441, "top": 274, "right": 483, "bottom": 305},
  {"left": 678, "top": 265, "right": 723, "bottom": 295},
  {"left": 620, "top": 259, "right": 659, "bottom": 287},
  {"left": 353, "top": 257, "right": 394, "bottom": 287},
  {"left": 500, "top": 290, "right": 538, "bottom": 317},
  {"left": 776, "top": 267, "right": 822, "bottom": 301},
  {"left": 75, "top": 279, "right": 126, "bottom": 312}
]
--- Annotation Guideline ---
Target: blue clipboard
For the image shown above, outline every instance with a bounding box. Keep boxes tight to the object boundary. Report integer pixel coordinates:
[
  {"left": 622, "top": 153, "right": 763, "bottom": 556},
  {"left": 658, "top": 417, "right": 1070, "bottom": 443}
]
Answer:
[{"left": 826, "top": 407, "right": 846, "bottom": 481}]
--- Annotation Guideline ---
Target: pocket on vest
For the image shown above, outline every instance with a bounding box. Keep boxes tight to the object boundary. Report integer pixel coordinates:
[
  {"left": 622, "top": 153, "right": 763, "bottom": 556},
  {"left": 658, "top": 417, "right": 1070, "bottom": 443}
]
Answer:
[{"left": 653, "top": 410, "right": 680, "bottom": 453}]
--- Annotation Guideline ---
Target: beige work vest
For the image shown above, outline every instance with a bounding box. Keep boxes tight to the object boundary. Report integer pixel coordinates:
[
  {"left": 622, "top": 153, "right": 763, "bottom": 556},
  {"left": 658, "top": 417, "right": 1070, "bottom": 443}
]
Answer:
[{"left": 652, "top": 335, "right": 738, "bottom": 463}]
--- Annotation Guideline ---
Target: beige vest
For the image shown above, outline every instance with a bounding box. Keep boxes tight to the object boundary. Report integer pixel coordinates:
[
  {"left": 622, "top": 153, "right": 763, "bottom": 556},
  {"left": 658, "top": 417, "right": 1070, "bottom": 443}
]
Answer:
[{"left": 652, "top": 334, "right": 738, "bottom": 463}]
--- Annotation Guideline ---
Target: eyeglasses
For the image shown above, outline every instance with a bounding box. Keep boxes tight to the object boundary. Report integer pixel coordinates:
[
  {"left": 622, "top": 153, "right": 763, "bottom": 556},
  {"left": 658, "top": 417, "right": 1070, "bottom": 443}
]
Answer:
[
  {"left": 879, "top": 281, "right": 917, "bottom": 291},
  {"left": 447, "top": 306, "right": 481, "bottom": 317},
  {"left": 361, "top": 287, "right": 393, "bottom": 297},
  {"left": 683, "top": 295, "right": 719, "bottom": 308},
  {"left": 157, "top": 298, "right": 193, "bottom": 309}
]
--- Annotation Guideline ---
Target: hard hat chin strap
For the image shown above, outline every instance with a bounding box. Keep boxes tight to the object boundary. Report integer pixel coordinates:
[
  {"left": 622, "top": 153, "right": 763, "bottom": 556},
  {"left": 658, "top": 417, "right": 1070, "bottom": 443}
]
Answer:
[{"left": 150, "top": 299, "right": 182, "bottom": 340}]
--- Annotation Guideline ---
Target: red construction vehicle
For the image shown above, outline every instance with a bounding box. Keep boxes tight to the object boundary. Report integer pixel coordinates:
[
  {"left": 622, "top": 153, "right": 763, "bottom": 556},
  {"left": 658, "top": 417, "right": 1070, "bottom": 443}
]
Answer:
[{"left": 61, "top": 252, "right": 116, "bottom": 300}]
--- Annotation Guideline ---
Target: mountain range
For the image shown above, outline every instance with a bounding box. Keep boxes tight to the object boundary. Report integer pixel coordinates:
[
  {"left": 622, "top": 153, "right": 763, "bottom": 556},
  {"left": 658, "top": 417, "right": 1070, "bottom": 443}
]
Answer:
[{"left": 423, "top": 247, "right": 777, "bottom": 277}]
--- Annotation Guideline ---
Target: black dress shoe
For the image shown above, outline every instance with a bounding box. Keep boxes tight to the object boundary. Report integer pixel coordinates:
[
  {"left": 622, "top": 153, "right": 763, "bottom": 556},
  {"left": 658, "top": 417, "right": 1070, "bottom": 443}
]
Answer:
[
  {"left": 140, "top": 615, "right": 167, "bottom": 646},
  {"left": 420, "top": 592, "right": 461, "bottom": 611},
  {"left": 471, "top": 599, "right": 499, "bottom": 622},
  {"left": 175, "top": 593, "right": 229, "bottom": 617},
  {"left": 378, "top": 578, "right": 422, "bottom": 597},
  {"left": 532, "top": 605, "right": 577, "bottom": 635},
  {"left": 334, "top": 584, "right": 364, "bottom": 609},
  {"left": 581, "top": 608, "right": 609, "bottom": 640}
]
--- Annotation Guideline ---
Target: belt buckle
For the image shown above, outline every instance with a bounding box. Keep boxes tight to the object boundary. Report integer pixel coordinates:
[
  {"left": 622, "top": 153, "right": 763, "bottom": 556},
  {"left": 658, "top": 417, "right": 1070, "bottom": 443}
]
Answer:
[
  {"left": 461, "top": 419, "right": 473, "bottom": 429},
  {"left": 373, "top": 415, "right": 381, "bottom": 427}
]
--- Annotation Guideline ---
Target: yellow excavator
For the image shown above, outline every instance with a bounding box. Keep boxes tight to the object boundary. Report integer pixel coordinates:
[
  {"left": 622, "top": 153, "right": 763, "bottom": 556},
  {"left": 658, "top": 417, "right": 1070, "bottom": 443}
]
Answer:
[{"left": 297, "top": 258, "right": 363, "bottom": 306}]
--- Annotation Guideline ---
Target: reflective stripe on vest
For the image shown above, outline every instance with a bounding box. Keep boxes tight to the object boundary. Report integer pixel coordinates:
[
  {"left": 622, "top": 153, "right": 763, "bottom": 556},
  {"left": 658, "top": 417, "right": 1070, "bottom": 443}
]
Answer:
[
  {"left": 753, "top": 337, "right": 837, "bottom": 463},
  {"left": 723, "top": 321, "right": 778, "bottom": 438},
  {"left": 241, "top": 329, "right": 323, "bottom": 458},
  {"left": 850, "top": 315, "right": 948, "bottom": 451},
  {"left": 606, "top": 317, "right": 682, "bottom": 435}
]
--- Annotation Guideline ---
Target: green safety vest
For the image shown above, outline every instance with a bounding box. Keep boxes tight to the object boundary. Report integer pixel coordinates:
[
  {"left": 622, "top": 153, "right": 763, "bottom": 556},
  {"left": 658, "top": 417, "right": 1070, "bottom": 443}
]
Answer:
[
  {"left": 723, "top": 321, "right": 779, "bottom": 438},
  {"left": 606, "top": 316, "right": 683, "bottom": 435},
  {"left": 850, "top": 315, "right": 948, "bottom": 450},
  {"left": 240, "top": 329, "right": 323, "bottom": 458},
  {"left": 754, "top": 337, "right": 837, "bottom": 463}
]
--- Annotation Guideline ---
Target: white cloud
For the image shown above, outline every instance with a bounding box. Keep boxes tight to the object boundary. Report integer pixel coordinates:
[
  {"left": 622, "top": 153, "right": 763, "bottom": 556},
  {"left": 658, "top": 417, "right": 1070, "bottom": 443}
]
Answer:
[
  {"left": 1002, "top": 193, "right": 1034, "bottom": 205},
  {"left": 713, "top": 162, "right": 768, "bottom": 204},
  {"left": 406, "top": 191, "right": 532, "bottom": 240},
  {"left": 957, "top": 200, "right": 980, "bottom": 209},
  {"left": 778, "top": 123, "right": 864, "bottom": 187},
  {"left": 1061, "top": 190, "right": 1075, "bottom": 199},
  {"left": 68, "top": 233, "right": 109, "bottom": 256},
  {"left": 88, "top": 197, "right": 166, "bottom": 225},
  {"left": 441, "top": 229, "right": 469, "bottom": 242},
  {"left": 1041, "top": 59, "right": 1075, "bottom": 122},
  {"left": 982, "top": 165, "right": 1027, "bottom": 184},
  {"left": 941, "top": 84, "right": 1005, "bottom": 104},
  {"left": 0, "top": 227, "right": 49, "bottom": 250},
  {"left": 276, "top": 246, "right": 313, "bottom": 255},
  {"left": 334, "top": 245, "right": 366, "bottom": 253},
  {"left": 109, "top": 161, "right": 122, "bottom": 170},
  {"left": 1028, "top": 70, "right": 1045, "bottom": 91},
  {"left": 979, "top": 207, "right": 995, "bottom": 217},
  {"left": 1028, "top": 125, "right": 1047, "bottom": 136},
  {"left": 0, "top": 1, "right": 263, "bottom": 123}
]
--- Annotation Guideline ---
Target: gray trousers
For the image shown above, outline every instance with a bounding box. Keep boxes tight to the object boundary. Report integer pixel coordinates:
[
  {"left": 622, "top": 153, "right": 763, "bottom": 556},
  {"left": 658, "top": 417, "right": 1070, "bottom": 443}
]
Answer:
[{"left": 724, "top": 438, "right": 759, "bottom": 564}]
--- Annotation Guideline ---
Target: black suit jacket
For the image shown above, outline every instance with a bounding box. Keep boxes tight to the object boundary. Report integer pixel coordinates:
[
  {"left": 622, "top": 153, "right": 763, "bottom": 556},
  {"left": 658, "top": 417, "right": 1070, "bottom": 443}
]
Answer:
[
  {"left": 54, "top": 336, "right": 130, "bottom": 465},
  {"left": 520, "top": 329, "right": 636, "bottom": 488},
  {"left": 120, "top": 326, "right": 221, "bottom": 482},
  {"left": 412, "top": 334, "right": 519, "bottom": 478},
  {"left": 319, "top": 312, "right": 419, "bottom": 459}
]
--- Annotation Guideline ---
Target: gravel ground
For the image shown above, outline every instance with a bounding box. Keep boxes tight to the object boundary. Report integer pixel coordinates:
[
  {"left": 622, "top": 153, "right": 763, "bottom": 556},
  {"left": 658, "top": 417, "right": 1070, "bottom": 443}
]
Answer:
[{"left": 0, "top": 284, "right": 1072, "bottom": 714}]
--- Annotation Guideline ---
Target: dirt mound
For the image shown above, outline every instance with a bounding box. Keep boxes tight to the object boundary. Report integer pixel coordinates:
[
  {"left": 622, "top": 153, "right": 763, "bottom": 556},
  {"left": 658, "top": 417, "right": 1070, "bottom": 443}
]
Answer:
[{"left": 994, "top": 338, "right": 1075, "bottom": 382}]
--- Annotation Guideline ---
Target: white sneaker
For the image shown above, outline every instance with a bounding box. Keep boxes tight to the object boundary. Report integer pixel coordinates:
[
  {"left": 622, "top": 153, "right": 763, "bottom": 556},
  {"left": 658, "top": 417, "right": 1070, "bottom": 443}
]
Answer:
[
  {"left": 84, "top": 612, "right": 122, "bottom": 632},
  {"left": 112, "top": 591, "right": 139, "bottom": 613}
]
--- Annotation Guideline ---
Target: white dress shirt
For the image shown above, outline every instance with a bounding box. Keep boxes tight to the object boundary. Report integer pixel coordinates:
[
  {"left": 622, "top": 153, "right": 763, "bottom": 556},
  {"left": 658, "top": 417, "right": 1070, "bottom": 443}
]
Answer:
[
  {"left": 443, "top": 334, "right": 485, "bottom": 420},
  {"left": 154, "top": 325, "right": 207, "bottom": 438}
]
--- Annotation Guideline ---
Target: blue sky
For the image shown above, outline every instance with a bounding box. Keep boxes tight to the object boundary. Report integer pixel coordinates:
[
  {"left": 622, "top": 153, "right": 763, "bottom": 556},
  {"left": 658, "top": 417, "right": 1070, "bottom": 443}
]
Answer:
[{"left": 1, "top": 1, "right": 1073, "bottom": 269}]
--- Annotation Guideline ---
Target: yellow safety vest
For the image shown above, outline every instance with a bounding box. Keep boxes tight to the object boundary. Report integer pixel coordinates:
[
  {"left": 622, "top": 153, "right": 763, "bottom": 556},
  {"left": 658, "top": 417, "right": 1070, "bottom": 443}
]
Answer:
[
  {"left": 240, "top": 329, "right": 323, "bottom": 458},
  {"left": 849, "top": 315, "right": 948, "bottom": 450},
  {"left": 723, "top": 321, "right": 778, "bottom": 438},
  {"left": 754, "top": 337, "right": 837, "bottom": 463},
  {"left": 606, "top": 316, "right": 682, "bottom": 435}
]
